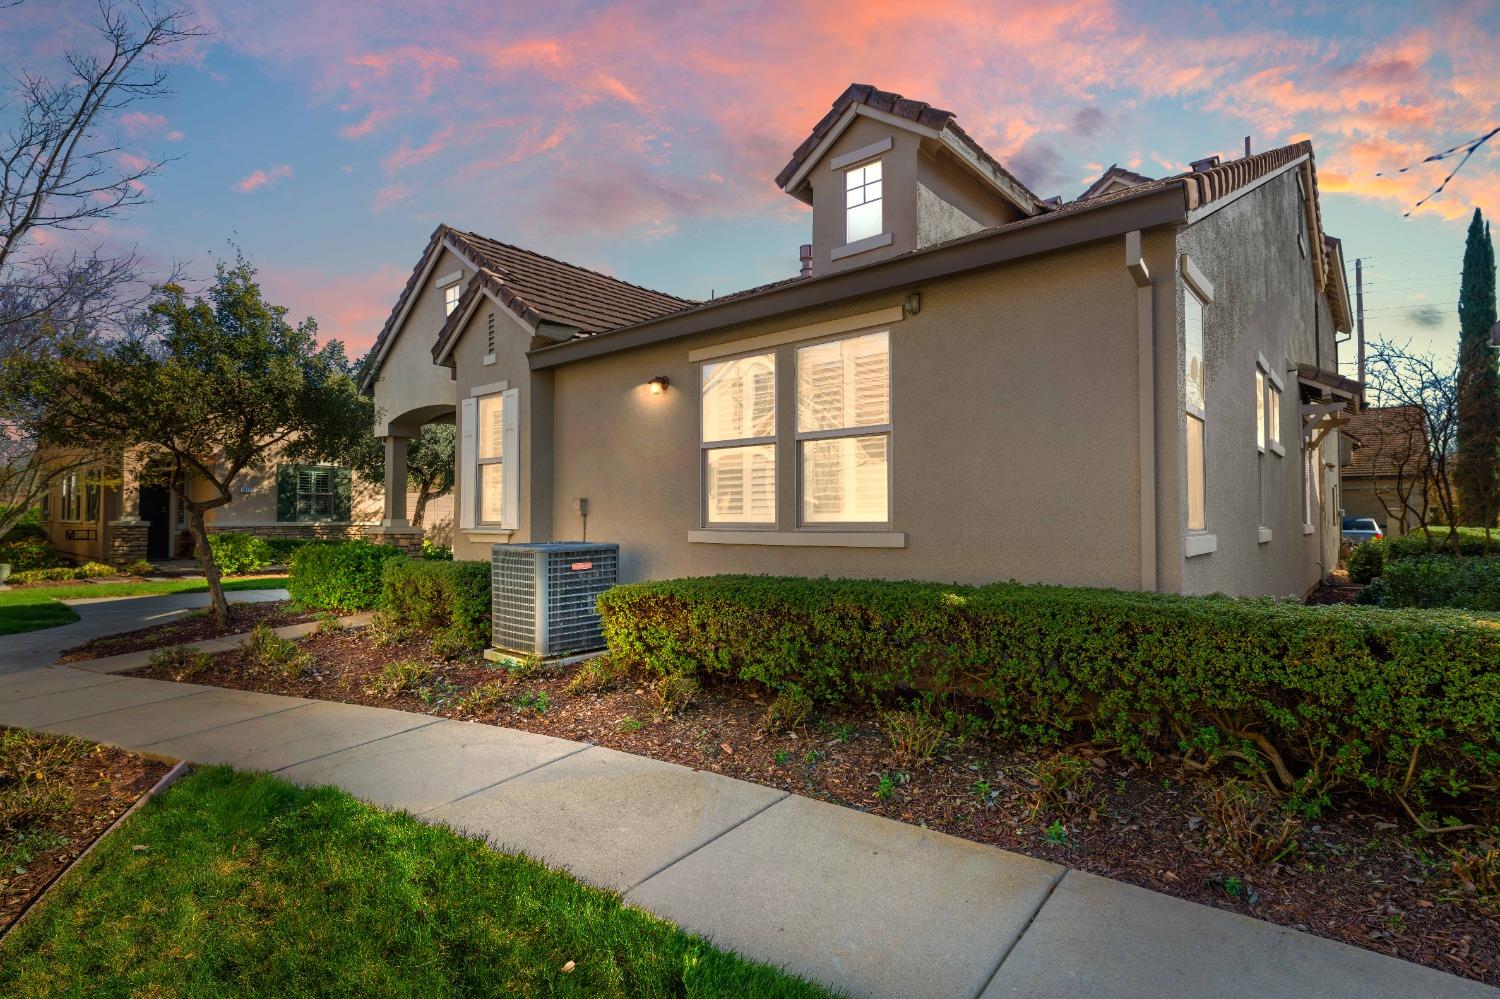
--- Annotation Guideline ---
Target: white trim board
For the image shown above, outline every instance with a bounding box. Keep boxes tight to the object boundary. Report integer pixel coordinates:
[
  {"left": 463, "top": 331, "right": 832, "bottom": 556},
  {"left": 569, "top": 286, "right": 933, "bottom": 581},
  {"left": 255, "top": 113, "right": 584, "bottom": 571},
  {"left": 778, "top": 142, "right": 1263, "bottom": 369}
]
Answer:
[
  {"left": 688, "top": 530, "right": 906, "bottom": 548},
  {"left": 687, "top": 306, "right": 904, "bottom": 363}
]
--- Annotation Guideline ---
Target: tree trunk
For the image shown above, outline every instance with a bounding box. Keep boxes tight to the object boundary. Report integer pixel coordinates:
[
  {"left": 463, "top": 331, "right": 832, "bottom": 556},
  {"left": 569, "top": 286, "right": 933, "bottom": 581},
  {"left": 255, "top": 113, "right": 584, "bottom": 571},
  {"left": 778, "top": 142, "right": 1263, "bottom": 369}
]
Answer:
[
  {"left": 411, "top": 487, "right": 430, "bottom": 529},
  {"left": 186, "top": 505, "right": 230, "bottom": 626}
]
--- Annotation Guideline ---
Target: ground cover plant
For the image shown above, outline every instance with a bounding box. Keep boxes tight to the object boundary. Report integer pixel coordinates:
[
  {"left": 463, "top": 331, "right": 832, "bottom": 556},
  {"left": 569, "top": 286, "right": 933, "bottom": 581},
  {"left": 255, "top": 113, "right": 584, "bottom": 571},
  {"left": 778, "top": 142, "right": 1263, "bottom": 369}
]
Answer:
[
  {"left": 0, "top": 767, "right": 835, "bottom": 998},
  {"left": 0, "top": 729, "right": 166, "bottom": 933},
  {"left": 0, "top": 577, "right": 287, "bottom": 636},
  {"left": 127, "top": 622, "right": 1500, "bottom": 984}
]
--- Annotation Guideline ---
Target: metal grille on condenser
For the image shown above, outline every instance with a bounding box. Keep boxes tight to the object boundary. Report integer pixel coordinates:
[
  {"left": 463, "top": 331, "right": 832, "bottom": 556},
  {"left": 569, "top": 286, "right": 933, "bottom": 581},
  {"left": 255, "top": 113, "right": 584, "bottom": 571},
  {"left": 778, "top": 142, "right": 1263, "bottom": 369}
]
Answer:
[
  {"left": 490, "top": 543, "right": 619, "bottom": 657},
  {"left": 491, "top": 547, "right": 539, "bottom": 653},
  {"left": 546, "top": 545, "right": 618, "bottom": 654}
]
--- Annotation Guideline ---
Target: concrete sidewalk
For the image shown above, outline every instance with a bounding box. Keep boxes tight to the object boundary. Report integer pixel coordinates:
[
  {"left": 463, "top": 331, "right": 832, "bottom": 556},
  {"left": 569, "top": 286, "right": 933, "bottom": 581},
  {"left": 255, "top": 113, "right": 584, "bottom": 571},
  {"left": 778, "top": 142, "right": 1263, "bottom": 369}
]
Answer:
[
  {"left": 0, "top": 664, "right": 1490, "bottom": 999},
  {"left": 0, "top": 589, "right": 288, "bottom": 674}
]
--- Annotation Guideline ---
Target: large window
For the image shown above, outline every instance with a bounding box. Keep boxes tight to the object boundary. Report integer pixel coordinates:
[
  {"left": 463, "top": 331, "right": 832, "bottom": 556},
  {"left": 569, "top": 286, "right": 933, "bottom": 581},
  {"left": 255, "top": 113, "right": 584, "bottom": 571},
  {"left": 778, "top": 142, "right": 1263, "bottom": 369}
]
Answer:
[
  {"left": 296, "top": 467, "right": 334, "bottom": 519},
  {"left": 701, "top": 353, "right": 776, "bottom": 525},
  {"left": 796, "top": 330, "right": 890, "bottom": 525},
  {"left": 59, "top": 470, "right": 81, "bottom": 522},
  {"left": 277, "top": 465, "right": 351, "bottom": 522},
  {"left": 1184, "top": 290, "right": 1207, "bottom": 533},
  {"left": 459, "top": 389, "right": 519, "bottom": 532},
  {"left": 845, "top": 160, "right": 883, "bottom": 243}
]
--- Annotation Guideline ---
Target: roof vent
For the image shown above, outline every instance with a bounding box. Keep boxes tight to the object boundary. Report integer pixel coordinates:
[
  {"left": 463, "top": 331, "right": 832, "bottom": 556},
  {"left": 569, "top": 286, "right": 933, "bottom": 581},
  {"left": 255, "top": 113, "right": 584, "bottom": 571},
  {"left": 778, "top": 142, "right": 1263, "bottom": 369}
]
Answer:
[
  {"left": 1190, "top": 155, "right": 1221, "bottom": 173},
  {"left": 799, "top": 244, "right": 813, "bottom": 278},
  {"left": 1041, "top": 196, "right": 1063, "bottom": 208}
]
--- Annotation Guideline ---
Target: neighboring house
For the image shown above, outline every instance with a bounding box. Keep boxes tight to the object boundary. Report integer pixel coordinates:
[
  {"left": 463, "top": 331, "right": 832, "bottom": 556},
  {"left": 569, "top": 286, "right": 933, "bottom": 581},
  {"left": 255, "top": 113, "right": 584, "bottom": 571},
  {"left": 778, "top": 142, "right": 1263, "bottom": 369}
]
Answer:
[
  {"left": 37, "top": 442, "right": 452, "bottom": 563},
  {"left": 1341, "top": 404, "right": 1431, "bottom": 537},
  {"left": 362, "top": 83, "right": 1356, "bottom": 597}
]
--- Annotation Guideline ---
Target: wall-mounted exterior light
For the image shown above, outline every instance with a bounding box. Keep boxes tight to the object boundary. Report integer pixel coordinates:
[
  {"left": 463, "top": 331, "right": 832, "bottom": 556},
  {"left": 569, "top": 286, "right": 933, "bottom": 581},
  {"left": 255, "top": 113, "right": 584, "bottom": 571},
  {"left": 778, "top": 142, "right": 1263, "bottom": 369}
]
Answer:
[
  {"left": 648, "top": 375, "right": 670, "bottom": 395},
  {"left": 904, "top": 291, "right": 921, "bottom": 315}
]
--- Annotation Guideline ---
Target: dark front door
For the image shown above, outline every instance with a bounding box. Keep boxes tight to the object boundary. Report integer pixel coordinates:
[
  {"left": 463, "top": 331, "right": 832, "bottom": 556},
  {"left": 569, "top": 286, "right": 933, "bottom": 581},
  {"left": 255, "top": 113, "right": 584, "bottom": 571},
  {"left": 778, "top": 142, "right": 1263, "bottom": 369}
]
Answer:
[{"left": 139, "top": 484, "right": 171, "bottom": 560}]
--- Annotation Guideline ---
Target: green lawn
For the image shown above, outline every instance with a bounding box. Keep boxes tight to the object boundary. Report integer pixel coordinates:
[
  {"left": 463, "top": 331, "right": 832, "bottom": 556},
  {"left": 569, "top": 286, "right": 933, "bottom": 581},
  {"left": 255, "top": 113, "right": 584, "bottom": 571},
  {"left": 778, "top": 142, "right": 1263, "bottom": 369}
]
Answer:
[
  {"left": 0, "top": 577, "right": 288, "bottom": 636},
  {"left": 0, "top": 768, "right": 835, "bottom": 998}
]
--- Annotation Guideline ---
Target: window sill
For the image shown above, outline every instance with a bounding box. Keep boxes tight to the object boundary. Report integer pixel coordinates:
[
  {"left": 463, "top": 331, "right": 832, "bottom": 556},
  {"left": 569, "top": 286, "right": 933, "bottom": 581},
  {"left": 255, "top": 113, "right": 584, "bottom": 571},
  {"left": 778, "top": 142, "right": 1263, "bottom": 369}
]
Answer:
[
  {"left": 1302, "top": 523, "right": 1315, "bottom": 535},
  {"left": 464, "top": 528, "right": 515, "bottom": 539},
  {"left": 1258, "top": 527, "right": 1273, "bottom": 544},
  {"left": 1269, "top": 441, "right": 1285, "bottom": 457},
  {"left": 688, "top": 530, "right": 906, "bottom": 549},
  {"left": 1184, "top": 533, "right": 1217, "bottom": 558},
  {"left": 830, "top": 232, "right": 893, "bottom": 261}
]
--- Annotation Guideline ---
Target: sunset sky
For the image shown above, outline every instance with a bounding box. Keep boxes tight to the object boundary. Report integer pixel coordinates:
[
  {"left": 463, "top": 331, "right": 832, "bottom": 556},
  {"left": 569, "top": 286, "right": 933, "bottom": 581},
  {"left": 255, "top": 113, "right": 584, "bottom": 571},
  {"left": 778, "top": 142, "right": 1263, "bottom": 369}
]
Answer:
[{"left": 6, "top": 0, "right": 1498, "bottom": 375}]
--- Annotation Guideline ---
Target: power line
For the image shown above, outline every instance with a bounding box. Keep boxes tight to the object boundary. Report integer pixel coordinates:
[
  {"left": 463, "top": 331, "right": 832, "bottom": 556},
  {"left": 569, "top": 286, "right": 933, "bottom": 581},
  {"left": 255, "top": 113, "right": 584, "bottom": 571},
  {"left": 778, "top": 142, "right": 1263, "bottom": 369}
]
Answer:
[{"left": 1374, "top": 125, "right": 1500, "bottom": 217}]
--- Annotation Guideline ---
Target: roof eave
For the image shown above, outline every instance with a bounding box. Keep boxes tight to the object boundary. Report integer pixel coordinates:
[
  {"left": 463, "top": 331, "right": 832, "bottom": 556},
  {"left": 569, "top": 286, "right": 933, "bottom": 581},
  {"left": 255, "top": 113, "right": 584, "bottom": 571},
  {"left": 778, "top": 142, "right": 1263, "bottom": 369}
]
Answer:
[{"left": 529, "top": 181, "right": 1187, "bottom": 371}]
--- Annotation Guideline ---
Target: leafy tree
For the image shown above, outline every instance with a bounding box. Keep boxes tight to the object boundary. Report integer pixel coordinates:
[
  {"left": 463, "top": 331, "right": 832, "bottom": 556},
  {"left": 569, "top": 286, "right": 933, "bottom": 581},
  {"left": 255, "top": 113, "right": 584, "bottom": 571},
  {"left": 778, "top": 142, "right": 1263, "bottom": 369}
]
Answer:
[
  {"left": 0, "top": 2, "right": 200, "bottom": 538},
  {"left": 17, "top": 252, "right": 368, "bottom": 624},
  {"left": 1454, "top": 208, "right": 1499, "bottom": 540}
]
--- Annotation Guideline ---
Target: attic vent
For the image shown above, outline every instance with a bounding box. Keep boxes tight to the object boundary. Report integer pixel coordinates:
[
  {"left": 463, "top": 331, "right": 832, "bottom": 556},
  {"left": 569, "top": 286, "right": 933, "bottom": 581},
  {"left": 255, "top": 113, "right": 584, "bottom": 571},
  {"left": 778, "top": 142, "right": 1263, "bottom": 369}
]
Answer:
[{"left": 487, "top": 312, "right": 495, "bottom": 354}]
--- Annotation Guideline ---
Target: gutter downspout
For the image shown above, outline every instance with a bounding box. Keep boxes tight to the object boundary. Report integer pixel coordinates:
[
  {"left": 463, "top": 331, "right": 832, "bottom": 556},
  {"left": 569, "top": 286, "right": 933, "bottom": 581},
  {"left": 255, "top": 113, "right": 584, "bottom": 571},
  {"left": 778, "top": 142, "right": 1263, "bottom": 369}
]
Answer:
[{"left": 1126, "top": 230, "right": 1158, "bottom": 592}]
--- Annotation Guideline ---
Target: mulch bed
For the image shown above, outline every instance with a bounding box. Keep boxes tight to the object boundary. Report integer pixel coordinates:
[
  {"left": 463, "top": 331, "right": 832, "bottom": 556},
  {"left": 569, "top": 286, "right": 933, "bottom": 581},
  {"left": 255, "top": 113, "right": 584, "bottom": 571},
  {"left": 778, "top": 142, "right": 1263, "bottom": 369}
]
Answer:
[
  {"left": 127, "top": 629, "right": 1500, "bottom": 985},
  {"left": 57, "top": 601, "right": 317, "bottom": 664},
  {"left": 0, "top": 730, "right": 169, "bottom": 934}
]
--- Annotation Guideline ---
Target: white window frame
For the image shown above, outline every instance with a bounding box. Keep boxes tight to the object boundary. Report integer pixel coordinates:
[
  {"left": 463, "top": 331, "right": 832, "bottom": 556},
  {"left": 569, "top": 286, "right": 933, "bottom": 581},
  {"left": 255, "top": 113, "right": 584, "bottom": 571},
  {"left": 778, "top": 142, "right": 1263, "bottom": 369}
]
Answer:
[
  {"left": 460, "top": 388, "right": 519, "bottom": 532},
  {"left": 443, "top": 283, "right": 461, "bottom": 316},
  {"left": 794, "top": 329, "right": 892, "bottom": 530},
  {"left": 1184, "top": 286, "right": 1209, "bottom": 542},
  {"left": 844, "top": 159, "right": 883, "bottom": 245},
  {"left": 60, "top": 470, "right": 82, "bottom": 522},
  {"left": 699, "top": 351, "right": 777, "bottom": 529}
]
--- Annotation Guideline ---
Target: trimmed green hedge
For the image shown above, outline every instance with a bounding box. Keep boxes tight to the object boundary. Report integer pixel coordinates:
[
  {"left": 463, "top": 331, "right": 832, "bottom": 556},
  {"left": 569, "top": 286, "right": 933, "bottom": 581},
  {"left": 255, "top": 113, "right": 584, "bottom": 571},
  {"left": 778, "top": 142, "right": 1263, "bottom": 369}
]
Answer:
[
  {"left": 377, "top": 559, "right": 490, "bottom": 650},
  {"left": 287, "top": 541, "right": 407, "bottom": 611},
  {"left": 1352, "top": 528, "right": 1500, "bottom": 584},
  {"left": 598, "top": 575, "right": 1500, "bottom": 819},
  {"left": 1361, "top": 556, "right": 1500, "bottom": 612}
]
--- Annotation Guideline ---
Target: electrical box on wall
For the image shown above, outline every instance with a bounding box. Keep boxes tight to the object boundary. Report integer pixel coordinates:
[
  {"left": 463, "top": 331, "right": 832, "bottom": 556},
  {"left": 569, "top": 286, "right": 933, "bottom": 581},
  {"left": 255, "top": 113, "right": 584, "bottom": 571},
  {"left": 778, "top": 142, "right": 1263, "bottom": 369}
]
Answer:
[{"left": 571, "top": 497, "right": 588, "bottom": 516}]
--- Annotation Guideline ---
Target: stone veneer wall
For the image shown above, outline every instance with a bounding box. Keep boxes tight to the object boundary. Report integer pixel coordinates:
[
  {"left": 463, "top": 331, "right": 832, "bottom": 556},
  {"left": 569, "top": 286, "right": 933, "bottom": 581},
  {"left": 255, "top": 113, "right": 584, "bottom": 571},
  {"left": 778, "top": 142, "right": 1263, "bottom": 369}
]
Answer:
[
  {"left": 202, "top": 523, "right": 424, "bottom": 556},
  {"left": 106, "top": 522, "right": 149, "bottom": 565}
]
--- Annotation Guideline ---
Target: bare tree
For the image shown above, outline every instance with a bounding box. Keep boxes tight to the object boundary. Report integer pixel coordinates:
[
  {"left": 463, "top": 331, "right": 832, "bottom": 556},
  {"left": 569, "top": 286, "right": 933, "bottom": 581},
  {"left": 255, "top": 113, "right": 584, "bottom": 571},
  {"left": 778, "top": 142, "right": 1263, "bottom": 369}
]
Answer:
[
  {"left": 0, "top": 1, "right": 201, "bottom": 536},
  {"left": 1364, "top": 340, "right": 1463, "bottom": 553},
  {"left": 1360, "top": 404, "right": 1431, "bottom": 537}
]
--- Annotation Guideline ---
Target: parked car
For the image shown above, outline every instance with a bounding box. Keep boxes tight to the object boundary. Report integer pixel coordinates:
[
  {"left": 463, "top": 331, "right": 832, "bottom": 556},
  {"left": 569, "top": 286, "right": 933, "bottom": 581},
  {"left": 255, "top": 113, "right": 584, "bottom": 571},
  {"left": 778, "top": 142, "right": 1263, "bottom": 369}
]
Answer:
[{"left": 1341, "top": 517, "right": 1384, "bottom": 544}]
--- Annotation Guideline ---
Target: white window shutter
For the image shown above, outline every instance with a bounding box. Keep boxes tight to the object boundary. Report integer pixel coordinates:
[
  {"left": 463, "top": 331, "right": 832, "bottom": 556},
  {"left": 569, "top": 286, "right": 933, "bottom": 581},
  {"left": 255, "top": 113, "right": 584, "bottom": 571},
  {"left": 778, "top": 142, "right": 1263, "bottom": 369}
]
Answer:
[
  {"left": 502, "top": 388, "right": 520, "bottom": 530},
  {"left": 459, "top": 397, "right": 477, "bottom": 530}
]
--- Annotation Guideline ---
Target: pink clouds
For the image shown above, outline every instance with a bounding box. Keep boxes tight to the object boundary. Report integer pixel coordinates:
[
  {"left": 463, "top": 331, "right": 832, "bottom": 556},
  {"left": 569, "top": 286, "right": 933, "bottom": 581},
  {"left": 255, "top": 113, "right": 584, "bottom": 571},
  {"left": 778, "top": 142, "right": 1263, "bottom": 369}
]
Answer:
[
  {"left": 235, "top": 164, "right": 294, "bottom": 193},
  {"left": 194, "top": 0, "right": 1499, "bottom": 231},
  {"left": 259, "top": 263, "right": 409, "bottom": 353}
]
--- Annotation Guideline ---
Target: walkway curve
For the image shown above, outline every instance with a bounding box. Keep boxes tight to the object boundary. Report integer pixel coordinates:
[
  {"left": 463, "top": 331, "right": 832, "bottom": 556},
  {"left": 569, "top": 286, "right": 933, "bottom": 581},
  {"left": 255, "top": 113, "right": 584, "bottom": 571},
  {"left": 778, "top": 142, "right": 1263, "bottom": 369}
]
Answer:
[{"left": 0, "top": 589, "right": 289, "bottom": 674}]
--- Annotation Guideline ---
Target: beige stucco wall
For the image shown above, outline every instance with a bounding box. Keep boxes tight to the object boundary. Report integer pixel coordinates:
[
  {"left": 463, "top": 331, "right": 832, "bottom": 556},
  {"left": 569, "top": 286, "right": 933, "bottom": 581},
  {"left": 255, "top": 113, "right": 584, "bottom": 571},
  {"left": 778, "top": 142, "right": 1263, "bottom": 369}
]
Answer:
[
  {"left": 449, "top": 291, "right": 549, "bottom": 553},
  {"left": 370, "top": 245, "right": 468, "bottom": 436},
  {"left": 809, "top": 115, "right": 922, "bottom": 275},
  {"left": 532, "top": 238, "right": 1146, "bottom": 587},
  {"left": 1172, "top": 168, "right": 1341, "bottom": 597}
]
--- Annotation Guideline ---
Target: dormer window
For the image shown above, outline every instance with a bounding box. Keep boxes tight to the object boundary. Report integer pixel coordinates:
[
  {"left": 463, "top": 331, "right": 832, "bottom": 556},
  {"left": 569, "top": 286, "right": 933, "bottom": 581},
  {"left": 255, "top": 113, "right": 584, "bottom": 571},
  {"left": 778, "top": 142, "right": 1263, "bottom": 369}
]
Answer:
[{"left": 845, "top": 160, "right": 883, "bottom": 243}]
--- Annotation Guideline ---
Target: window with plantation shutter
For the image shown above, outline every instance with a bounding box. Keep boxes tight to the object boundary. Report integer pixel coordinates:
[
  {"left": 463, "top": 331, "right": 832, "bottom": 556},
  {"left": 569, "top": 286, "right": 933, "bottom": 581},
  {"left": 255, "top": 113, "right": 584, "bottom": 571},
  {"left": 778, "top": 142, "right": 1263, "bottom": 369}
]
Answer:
[
  {"left": 471, "top": 388, "right": 520, "bottom": 530},
  {"left": 277, "top": 465, "right": 351, "bottom": 522},
  {"left": 796, "top": 330, "right": 890, "bottom": 525},
  {"left": 701, "top": 353, "right": 776, "bottom": 525}
]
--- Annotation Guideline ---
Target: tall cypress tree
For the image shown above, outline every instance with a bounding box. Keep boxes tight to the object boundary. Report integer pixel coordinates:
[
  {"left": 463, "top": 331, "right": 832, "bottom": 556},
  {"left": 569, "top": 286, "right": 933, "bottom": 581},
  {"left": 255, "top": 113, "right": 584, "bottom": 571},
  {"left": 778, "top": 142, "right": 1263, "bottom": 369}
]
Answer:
[{"left": 1455, "top": 208, "right": 1499, "bottom": 531}]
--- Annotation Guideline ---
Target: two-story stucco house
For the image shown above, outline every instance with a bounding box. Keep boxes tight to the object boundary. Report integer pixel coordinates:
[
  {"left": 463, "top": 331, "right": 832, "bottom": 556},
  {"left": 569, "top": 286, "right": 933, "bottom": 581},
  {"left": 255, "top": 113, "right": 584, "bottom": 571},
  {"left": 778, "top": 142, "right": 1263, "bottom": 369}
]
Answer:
[{"left": 361, "top": 83, "right": 1357, "bottom": 597}]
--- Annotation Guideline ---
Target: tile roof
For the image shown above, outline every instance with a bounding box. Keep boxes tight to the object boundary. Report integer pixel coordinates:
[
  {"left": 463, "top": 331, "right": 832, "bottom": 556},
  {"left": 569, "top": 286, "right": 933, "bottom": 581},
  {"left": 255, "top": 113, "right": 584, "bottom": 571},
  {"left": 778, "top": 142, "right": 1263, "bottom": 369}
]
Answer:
[
  {"left": 362, "top": 224, "right": 692, "bottom": 388},
  {"left": 774, "top": 83, "right": 1045, "bottom": 214},
  {"left": 1342, "top": 405, "right": 1430, "bottom": 478},
  {"left": 1079, "top": 164, "right": 1155, "bottom": 200},
  {"left": 447, "top": 229, "right": 693, "bottom": 334}
]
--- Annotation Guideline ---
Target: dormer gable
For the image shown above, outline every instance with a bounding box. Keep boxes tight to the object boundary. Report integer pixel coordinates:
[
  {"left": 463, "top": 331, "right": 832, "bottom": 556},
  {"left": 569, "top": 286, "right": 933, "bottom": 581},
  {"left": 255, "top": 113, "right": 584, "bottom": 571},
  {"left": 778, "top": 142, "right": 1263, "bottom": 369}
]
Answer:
[
  {"left": 778, "top": 84, "right": 1047, "bottom": 276},
  {"left": 1079, "top": 164, "right": 1155, "bottom": 200}
]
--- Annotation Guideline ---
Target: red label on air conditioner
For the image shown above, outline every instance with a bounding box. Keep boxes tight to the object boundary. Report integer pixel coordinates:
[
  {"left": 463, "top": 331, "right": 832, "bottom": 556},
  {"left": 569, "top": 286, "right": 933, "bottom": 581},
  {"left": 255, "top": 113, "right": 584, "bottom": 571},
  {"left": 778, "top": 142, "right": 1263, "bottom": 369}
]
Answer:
[{"left": 571, "top": 561, "right": 593, "bottom": 571}]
